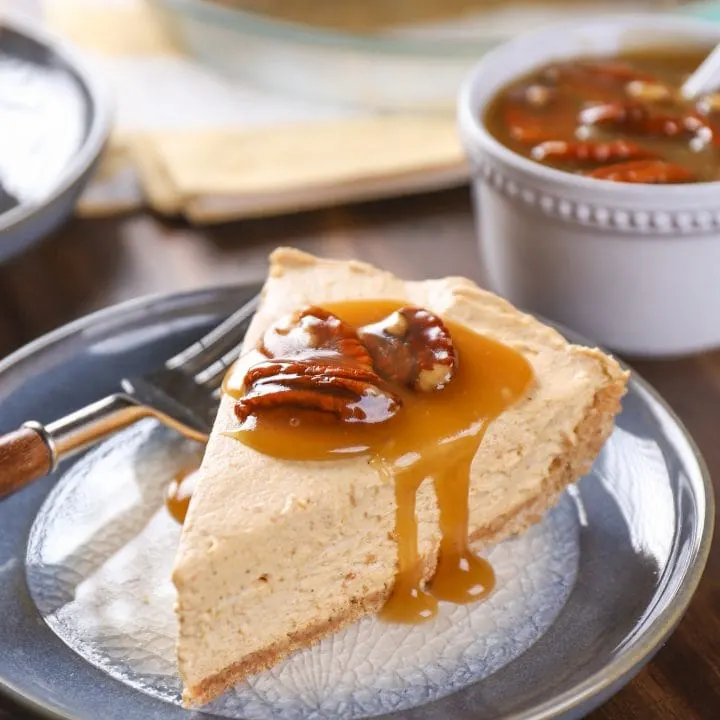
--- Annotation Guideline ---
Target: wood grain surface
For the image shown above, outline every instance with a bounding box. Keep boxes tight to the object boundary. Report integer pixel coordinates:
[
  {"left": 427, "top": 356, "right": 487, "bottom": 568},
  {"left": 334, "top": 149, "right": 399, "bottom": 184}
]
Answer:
[
  {"left": 0, "top": 426, "right": 52, "bottom": 499},
  {"left": 0, "top": 189, "right": 717, "bottom": 719}
]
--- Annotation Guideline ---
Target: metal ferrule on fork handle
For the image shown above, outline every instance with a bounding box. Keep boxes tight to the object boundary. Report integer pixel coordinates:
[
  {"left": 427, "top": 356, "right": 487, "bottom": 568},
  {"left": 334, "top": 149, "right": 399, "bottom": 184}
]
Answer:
[{"left": 0, "top": 394, "right": 208, "bottom": 499}]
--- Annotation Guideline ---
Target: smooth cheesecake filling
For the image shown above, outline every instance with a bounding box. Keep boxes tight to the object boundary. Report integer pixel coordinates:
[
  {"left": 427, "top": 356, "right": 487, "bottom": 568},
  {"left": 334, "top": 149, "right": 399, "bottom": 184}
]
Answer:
[
  {"left": 171, "top": 250, "right": 629, "bottom": 707},
  {"left": 218, "top": 300, "right": 534, "bottom": 623}
]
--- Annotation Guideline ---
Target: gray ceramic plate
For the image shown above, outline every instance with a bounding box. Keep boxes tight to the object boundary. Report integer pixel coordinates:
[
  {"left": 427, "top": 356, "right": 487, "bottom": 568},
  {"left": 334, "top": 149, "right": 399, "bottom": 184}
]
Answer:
[
  {"left": 0, "top": 285, "right": 714, "bottom": 720},
  {"left": 0, "top": 14, "right": 111, "bottom": 264}
]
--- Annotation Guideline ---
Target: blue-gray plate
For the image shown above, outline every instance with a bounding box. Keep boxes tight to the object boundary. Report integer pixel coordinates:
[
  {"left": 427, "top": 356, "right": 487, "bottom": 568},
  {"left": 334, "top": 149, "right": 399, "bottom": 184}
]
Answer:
[
  {"left": 0, "top": 285, "right": 714, "bottom": 720},
  {"left": 0, "top": 15, "right": 111, "bottom": 264}
]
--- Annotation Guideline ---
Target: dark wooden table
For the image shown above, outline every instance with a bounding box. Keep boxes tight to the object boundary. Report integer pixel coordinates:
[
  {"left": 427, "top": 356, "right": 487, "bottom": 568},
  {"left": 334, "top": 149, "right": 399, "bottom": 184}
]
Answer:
[{"left": 0, "top": 189, "right": 718, "bottom": 719}]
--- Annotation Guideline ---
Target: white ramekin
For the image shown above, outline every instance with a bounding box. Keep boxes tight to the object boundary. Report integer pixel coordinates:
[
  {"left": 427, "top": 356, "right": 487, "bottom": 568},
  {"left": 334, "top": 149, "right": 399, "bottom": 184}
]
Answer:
[{"left": 458, "top": 14, "right": 720, "bottom": 357}]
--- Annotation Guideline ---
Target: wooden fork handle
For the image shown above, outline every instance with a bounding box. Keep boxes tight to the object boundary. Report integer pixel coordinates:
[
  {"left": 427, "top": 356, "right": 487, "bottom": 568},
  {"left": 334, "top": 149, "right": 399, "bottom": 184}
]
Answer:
[{"left": 0, "top": 425, "right": 53, "bottom": 499}]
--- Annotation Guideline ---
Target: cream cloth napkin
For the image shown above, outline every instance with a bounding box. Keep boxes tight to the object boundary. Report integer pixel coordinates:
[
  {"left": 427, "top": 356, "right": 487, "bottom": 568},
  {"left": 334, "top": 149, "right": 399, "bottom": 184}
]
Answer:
[{"left": 24, "top": 0, "right": 465, "bottom": 223}]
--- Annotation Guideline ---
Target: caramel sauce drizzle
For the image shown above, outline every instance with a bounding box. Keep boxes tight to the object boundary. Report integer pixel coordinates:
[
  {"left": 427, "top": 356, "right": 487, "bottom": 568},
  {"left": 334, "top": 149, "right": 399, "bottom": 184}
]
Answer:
[{"left": 223, "top": 300, "right": 534, "bottom": 623}]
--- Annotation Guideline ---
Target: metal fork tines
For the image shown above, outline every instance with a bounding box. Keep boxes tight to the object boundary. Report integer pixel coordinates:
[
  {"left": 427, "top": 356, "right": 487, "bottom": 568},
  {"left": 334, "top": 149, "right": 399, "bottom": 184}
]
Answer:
[
  {"left": 165, "top": 293, "right": 260, "bottom": 379},
  {"left": 41, "top": 293, "right": 260, "bottom": 468}
]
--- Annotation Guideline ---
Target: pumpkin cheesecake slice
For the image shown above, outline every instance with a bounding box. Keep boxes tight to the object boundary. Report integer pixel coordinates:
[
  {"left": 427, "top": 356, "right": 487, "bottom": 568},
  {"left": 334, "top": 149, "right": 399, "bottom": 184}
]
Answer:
[{"left": 173, "top": 247, "right": 628, "bottom": 706}]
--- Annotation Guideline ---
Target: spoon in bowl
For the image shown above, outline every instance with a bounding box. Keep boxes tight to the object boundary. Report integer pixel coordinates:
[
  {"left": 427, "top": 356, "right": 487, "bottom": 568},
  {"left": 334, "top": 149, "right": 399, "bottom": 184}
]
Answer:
[{"left": 681, "top": 42, "right": 720, "bottom": 99}]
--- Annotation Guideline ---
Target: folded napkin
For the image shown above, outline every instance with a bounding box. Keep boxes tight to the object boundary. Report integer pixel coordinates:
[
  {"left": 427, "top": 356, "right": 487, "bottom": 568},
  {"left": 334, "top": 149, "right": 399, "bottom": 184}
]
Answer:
[{"left": 33, "top": 0, "right": 466, "bottom": 223}]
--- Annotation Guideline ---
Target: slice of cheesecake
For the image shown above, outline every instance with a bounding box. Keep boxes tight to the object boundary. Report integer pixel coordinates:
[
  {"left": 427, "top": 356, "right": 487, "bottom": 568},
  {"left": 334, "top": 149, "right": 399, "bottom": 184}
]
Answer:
[{"left": 173, "top": 247, "right": 628, "bottom": 706}]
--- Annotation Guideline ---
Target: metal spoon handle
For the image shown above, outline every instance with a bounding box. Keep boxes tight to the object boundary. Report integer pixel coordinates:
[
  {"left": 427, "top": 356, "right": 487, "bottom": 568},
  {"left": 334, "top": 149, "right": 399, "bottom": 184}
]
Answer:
[{"left": 682, "top": 42, "right": 720, "bottom": 99}]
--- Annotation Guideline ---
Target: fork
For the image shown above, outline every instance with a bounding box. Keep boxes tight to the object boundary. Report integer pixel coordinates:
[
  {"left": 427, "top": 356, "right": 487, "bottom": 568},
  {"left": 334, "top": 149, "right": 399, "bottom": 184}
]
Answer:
[{"left": 0, "top": 293, "right": 260, "bottom": 499}]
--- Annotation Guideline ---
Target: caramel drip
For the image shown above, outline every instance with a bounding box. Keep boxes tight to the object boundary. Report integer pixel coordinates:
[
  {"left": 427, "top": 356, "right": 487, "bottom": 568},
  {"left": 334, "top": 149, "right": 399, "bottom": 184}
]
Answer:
[
  {"left": 166, "top": 464, "right": 201, "bottom": 524},
  {"left": 428, "top": 439, "right": 495, "bottom": 604},
  {"left": 376, "top": 461, "right": 438, "bottom": 622},
  {"left": 224, "top": 300, "right": 534, "bottom": 623},
  {"left": 379, "top": 427, "right": 496, "bottom": 621}
]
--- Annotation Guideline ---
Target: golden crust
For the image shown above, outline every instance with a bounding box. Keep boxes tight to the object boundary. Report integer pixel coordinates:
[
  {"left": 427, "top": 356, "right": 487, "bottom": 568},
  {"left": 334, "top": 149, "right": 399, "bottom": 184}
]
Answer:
[
  {"left": 182, "top": 359, "right": 627, "bottom": 707},
  {"left": 183, "top": 590, "right": 384, "bottom": 706}
]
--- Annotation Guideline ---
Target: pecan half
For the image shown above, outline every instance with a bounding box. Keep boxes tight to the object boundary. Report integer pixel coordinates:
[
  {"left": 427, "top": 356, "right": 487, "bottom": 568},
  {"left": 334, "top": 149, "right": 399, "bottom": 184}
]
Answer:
[
  {"left": 235, "top": 359, "right": 400, "bottom": 424},
  {"left": 530, "top": 139, "right": 655, "bottom": 165},
  {"left": 578, "top": 101, "right": 649, "bottom": 129},
  {"left": 358, "top": 307, "right": 457, "bottom": 392},
  {"left": 236, "top": 306, "right": 400, "bottom": 425},
  {"left": 578, "top": 102, "right": 713, "bottom": 143},
  {"left": 503, "top": 103, "right": 576, "bottom": 145},
  {"left": 260, "top": 306, "right": 372, "bottom": 369},
  {"left": 588, "top": 160, "right": 695, "bottom": 184}
]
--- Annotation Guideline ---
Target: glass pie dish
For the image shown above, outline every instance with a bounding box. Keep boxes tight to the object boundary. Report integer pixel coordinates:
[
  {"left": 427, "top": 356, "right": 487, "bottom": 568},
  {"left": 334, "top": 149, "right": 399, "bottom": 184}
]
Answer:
[{"left": 146, "top": 0, "right": 692, "bottom": 110}]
